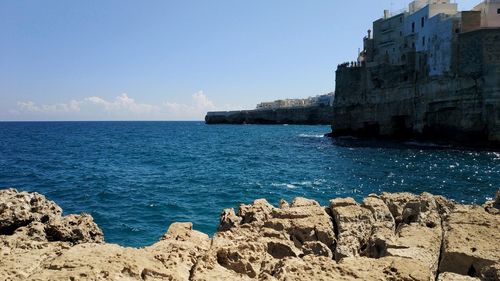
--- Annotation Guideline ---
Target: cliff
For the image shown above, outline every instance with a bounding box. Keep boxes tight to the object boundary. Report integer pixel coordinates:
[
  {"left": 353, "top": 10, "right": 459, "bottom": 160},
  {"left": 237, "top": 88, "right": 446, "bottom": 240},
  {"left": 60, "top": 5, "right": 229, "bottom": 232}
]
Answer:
[
  {"left": 205, "top": 106, "right": 334, "bottom": 125},
  {"left": 1, "top": 188, "right": 499, "bottom": 280},
  {"left": 332, "top": 29, "right": 500, "bottom": 148}
]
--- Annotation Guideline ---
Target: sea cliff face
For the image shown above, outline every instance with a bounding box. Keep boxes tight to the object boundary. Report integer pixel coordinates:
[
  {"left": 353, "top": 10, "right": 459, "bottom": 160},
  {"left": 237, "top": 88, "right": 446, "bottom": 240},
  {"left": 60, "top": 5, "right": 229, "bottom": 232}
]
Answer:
[
  {"left": 1, "top": 188, "right": 499, "bottom": 281},
  {"left": 332, "top": 29, "right": 500, "bottom": 147},
  {"left": 205, "top": 106, "right": 334, "bottom": 125}
]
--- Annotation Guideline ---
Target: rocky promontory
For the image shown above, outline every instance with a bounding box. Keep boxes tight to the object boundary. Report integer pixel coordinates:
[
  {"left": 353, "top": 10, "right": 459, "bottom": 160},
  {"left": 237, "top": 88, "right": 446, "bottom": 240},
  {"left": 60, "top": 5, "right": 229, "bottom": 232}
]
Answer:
[{"left": 1, "top": 188, "right": 499, "bottom": 281}]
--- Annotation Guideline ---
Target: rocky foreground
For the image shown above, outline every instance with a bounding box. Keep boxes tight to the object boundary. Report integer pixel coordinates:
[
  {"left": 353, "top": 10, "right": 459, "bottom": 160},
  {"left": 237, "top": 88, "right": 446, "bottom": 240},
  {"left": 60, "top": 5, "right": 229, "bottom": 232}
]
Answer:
[{"left": 0, "top": 188, "right": 499, "bottom": 281}]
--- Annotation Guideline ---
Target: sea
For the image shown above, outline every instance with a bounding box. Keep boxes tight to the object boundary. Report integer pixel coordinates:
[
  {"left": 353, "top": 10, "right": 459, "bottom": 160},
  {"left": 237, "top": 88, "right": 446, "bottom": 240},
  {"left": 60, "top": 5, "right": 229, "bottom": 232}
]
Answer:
[{"left": 0, "top": 121, "right": 498, "bottom": 247}]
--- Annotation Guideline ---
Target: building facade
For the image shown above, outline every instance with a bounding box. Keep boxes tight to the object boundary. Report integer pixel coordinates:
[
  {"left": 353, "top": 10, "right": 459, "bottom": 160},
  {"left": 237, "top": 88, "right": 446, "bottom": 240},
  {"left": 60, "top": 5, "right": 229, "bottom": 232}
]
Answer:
[
  {"left": 362, "top": 0, "right": 499, "bottom": 77},
  {"left": 256, "top": 93, "right": 334, "bottom": 110}
]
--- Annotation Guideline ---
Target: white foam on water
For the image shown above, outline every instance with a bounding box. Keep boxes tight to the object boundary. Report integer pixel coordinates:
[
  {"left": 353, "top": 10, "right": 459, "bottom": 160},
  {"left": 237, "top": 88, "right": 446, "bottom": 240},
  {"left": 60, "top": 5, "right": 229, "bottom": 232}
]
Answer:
[
  {"left": 299, "top": 134, "right": 325, "bottom": 138},
  {"left": 271, "top": 183, "right": 298, "bottom": 189}
]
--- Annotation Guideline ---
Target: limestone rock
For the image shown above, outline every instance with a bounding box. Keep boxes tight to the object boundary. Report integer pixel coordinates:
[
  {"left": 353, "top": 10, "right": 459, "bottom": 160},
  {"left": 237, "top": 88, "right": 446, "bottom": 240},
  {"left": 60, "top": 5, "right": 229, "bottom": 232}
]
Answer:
[
  {"left": 238, "top": 199, "right": 274, "bottom": 224},
  {"left": 147, "top": 222, "right": 211, "bottom": 281},
  {"left": 302, "top": 241, "right": 333, "bottom": 258},
  {"left": 1, "top": 188, "right": 499, "bottom": 281},
  {"left": 192, "top": 197, "right": 336, "bottom": 280},
  {"left": 266, "top": 256, "right": 432, "bottom": 281},
  {"left": 437, "top": 272, "right": 480, "bottom": 281},
  {"left": 385, "top": 193, "right": 443, "bottom": 279},
  {"left": 218, "top": 208, "right": 241, "bottom": 231},
  {"left": 386, "top": 223, "right": 442, "bottom": 279},
  {"left": 290, "top": 197, "right": 320, "bottom": 207},
  {"left": 330, "top": 197, "right": 357, "bottom": 208},
  {"left": 480, "top": 263, "right": 500, "bottom": 281},
  {"left": 45, "top": 214, "right": 103, "bottom": 243},
  {"left": 29, "top": 243, "right": 177, "bottom": 281},
  {"left": 278, "top": 199, "right": 289, "bottom": 209},
  {"left": 0, "top": 188, "right": 62, "bottom": 235},
  {"left": 484, "top": 189, "right": 500, "bottom": 215},
  {"left": 362, "top": 196, "right": 396, "bottom": 258},
  {"left": 439, "top": 205, "right": 500, "bottom": 278},
  {"left": 433, "top": 195, "right": 456, "bottom": 218},
  {"left": 381, "top": 192, "right": 417, "bottom": 226},
  {"left": 329, "top": 198, "right": 373, "bottom": 260}
]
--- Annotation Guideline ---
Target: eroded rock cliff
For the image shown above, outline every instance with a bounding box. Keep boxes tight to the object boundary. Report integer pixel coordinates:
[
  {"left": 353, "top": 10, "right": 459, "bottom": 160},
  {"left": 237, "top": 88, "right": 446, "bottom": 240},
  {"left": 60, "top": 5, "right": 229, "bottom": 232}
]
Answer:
[{"left": 0, "top": 188, "right": 499, "bottom": 281}]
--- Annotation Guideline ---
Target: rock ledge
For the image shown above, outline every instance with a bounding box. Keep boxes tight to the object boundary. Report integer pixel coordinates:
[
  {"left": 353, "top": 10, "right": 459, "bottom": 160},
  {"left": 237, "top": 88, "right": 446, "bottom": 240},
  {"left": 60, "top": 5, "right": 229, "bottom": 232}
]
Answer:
[{"left": 1, "top": 188, "right": 499, "bottom": 281}]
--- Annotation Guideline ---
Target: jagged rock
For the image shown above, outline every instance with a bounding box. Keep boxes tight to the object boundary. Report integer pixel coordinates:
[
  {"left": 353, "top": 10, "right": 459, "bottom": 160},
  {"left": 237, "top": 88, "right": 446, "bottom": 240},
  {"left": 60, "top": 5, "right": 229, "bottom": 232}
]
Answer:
[
  {"left": 238, "top": 199, "right": 274, "bottom": 224},
  {"left": 381, "top": 192, "right": 417, "bottom": 226},
  {"left": 218, "top": 208, "right": 241, "bottom": 231},
  {"left": 147, "top": 222, "right": 211, "bottom": 281},
  {"left": 362, "top": 196, "right": 396, "bottom": 258},
  {"left": 278, "top": 199, "right": 289, "bottom": 209},
  {"left": 484, "top": 189, "right": 500, "bottom": 215},
  {"left": 192, "top": 197, "right": 337, "bottom": 280},
  {"left": 1, "top": 188, "right": 499, "bottom": 281},
  {"left": 480, "top": 263, "right": 500, "bottom": 281},
  {"left": 329, "top": 198, "right": 374, "bottom": 260},
  {"left": 439, "top": 204, "right": 500, "bottom": 278},
  {"left": 437, "top": 272, "right": 481, "bottom": 281},
  {"left": 0, "top": 188, "right": 62, "bottom": 235},
  {"left": 384, "top": 193, "right": 443, "bottom": 279},
  {"left": 330, "top": 197, "right": 357, "bottom": 208},
  {"left": 290, "top": 197, "right": 320, "bottom": 207},
  {"left": 434, "top": 195, "right": 456, "bottom": 218},
  {"left": 45, "top": 214, "right": 103, "bottom": 243},
  {"left": 386, "top": 223, "right": 442, "bottom": 279},
  {"left": 266, "top": 256, "right": 432, "bottom": 281},
  {"left": 193, "top": 198, "right": 335, "bottom": 280},
  {"left": 302, "top": 241, "right": 333, "bottom": 258},
  {"left": 0, "top": 188, "right": 102, "bottom": 245},
  {"left": 362, "top": 196, "right": 395, "bottom": 229}
]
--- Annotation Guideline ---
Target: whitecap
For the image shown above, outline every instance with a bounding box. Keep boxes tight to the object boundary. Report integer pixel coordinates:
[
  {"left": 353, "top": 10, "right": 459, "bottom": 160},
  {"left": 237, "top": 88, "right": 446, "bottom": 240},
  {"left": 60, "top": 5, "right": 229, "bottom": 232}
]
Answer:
[
  {"left": 271, "top": 183, "right": 298, "bottom": 189},
  {"left": 299, "top": 134, "right": 325, "bottom": 138}
]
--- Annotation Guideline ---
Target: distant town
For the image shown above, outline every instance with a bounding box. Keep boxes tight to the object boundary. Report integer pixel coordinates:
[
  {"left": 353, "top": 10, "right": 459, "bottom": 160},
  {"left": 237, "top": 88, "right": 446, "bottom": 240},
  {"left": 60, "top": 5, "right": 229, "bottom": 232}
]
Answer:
[
  {"left": 255, "top": 93, "right": 335, "bottom": 110},
  {"left": 207, "top": 0, "right": 500, "bottom": 147},
  {"left": 346, "top": 0, "right": 500, "bottom": 76}
]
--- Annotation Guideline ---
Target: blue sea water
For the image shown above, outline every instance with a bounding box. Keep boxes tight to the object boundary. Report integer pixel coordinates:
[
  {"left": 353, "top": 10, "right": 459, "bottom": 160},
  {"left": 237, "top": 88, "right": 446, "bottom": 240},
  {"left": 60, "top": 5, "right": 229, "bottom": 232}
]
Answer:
[{"left": 0, "top": 121, "right": 498, "bottom": 247}]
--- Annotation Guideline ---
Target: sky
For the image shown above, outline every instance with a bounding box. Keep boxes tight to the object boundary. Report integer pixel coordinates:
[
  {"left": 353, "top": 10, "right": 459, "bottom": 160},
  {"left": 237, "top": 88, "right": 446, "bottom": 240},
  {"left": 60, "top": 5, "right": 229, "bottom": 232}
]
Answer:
[{"left": 0, "top": 0, "right": 479, "bottom": 121}]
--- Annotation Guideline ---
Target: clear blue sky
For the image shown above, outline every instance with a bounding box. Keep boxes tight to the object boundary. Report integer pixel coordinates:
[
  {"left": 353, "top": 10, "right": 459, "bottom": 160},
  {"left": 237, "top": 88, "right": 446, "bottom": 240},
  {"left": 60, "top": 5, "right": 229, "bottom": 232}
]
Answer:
[{"left": 0, "top": 0, "right": 479, "bottom": 120}]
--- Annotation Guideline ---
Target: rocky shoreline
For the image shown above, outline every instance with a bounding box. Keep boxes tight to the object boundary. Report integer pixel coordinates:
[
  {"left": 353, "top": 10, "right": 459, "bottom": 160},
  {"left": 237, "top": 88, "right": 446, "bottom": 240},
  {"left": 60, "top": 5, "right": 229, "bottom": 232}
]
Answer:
[
  {"left": 205, "top": 106, "right": 334, "bottom": 125},
  {"left": 1, "top": 188, "right": 499, "bottom": 281}
]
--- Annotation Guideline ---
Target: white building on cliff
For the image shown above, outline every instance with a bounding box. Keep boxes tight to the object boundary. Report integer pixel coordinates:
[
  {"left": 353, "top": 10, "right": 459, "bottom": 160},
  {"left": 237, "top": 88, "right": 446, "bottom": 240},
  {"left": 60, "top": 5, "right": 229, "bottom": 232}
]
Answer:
[{"left": 363, "top": 0, "right": 500, "bottom": 76}]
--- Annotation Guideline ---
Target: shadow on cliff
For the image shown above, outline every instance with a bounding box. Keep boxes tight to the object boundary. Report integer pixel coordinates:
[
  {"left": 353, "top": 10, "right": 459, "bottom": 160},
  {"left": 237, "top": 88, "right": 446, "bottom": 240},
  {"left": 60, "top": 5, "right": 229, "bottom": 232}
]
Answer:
[{"left": 326, "top": 136, "right": 494, "bottom": 152}]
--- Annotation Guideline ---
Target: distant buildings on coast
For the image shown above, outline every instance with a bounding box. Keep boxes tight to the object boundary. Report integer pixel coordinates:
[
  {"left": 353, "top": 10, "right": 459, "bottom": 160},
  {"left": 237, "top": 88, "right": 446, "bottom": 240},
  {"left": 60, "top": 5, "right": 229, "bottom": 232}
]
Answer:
[
  {"left": 255, "top": 93, "right": 335, "bottom": 110},
  {"left": 206, "top": 0, "right": 500, "bottom": 139},
  {"left": 342, "top": 0, "right": 500, "bottom": 77},
  {"left": 331, "top": 0, "right": 500, "bottom": 145}
]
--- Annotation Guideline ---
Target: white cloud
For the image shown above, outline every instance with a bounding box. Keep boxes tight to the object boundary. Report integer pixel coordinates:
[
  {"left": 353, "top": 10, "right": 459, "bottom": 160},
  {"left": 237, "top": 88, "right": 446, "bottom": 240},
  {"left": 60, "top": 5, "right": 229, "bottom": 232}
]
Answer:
[
  {"left": 193, "top": 91, "right": 215, "bottom": 110},
  {"left": 84, "top": 93, "right": 159, "bottom": 115},
  {"left": 16, "top": 91, "right": 218, "bottom": 120},
  {"left": 18, "top": 100, "right": 81, "bottom": 113}
]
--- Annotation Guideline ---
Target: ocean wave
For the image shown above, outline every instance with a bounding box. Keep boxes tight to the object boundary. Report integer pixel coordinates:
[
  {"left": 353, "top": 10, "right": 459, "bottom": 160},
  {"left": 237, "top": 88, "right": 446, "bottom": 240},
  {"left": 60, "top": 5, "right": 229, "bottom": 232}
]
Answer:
[
  {"left": 271, "top": 179, "right": 326, "bottom": 189},
  {"left": 271, "top": 183, "right": 297, "bottom": 189},
  {"left": 298, "top": 134, "right": 325, "bottom": 138}
]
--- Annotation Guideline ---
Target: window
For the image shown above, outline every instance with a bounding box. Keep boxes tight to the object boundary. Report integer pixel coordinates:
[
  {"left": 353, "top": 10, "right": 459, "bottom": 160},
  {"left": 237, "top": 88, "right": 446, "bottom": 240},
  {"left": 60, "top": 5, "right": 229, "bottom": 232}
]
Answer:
[
  {"left": 422, "top": 36, "right": 426, "bottom": 46},
  {"left": 497, "top": 8, "right": 500, "bottom": 14},
  {"left": 412, "top": 22, "right": 415, "bottom": 33},
  {"left": 421, "top": 17, "right": 425, "bottom": 27}
]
